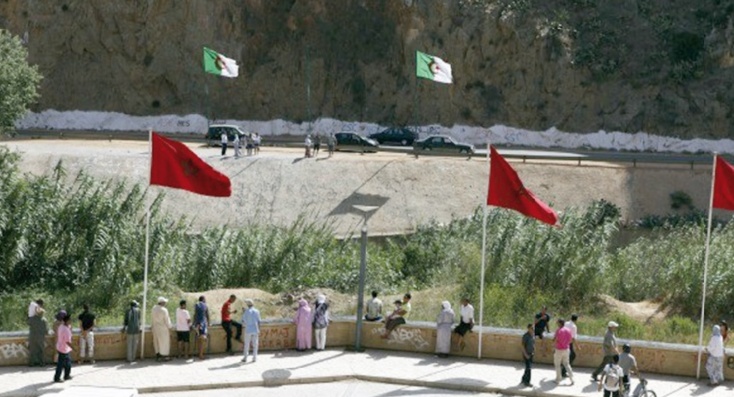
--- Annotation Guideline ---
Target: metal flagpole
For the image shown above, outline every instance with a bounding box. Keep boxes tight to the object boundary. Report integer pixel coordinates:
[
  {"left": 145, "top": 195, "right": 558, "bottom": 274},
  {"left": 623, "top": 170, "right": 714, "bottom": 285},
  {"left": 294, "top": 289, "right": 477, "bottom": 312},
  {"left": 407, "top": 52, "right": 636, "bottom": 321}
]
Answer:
[
  {"left": 141, "top": 129, "right": 153, "bottom": 360},
  {"left": 696, "top": 153, "right": 718, "bottom": 379},
  {"left": 477, "top": 140, "right": 491, "bottom": 359}
]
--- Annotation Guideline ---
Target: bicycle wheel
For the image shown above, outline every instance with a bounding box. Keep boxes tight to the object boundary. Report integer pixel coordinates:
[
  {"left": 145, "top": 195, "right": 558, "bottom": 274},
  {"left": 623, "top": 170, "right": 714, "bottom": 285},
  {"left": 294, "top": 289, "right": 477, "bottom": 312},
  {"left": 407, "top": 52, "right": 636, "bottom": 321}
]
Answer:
[{"left": 640, "top": 390, "right": 657, "bottom": 397}]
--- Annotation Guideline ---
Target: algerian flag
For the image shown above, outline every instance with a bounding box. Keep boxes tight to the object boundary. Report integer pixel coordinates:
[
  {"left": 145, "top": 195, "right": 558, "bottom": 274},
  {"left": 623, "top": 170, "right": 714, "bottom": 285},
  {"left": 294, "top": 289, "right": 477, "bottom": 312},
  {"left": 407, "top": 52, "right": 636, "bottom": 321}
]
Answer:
[
  {"left": 416, "top": 51, "right": 452, "bottom": 84},
  {"left": 203, "top": 47, "right": 239, "bottom": 78}
]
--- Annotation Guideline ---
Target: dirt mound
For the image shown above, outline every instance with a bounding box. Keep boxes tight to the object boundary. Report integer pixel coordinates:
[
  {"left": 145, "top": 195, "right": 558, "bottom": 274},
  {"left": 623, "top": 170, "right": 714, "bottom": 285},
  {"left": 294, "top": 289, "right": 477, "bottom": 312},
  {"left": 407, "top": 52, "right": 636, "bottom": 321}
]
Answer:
[{"left": 600, "top": 294, "right": 669, "bottom": 323}]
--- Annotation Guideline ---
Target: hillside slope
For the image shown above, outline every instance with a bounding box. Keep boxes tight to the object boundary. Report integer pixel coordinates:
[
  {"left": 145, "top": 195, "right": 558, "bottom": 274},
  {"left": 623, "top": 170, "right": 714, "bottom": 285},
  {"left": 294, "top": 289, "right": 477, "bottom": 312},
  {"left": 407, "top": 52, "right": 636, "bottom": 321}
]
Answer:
[{"left": 1, "top": 0, "right": 734, "bottom": 138}]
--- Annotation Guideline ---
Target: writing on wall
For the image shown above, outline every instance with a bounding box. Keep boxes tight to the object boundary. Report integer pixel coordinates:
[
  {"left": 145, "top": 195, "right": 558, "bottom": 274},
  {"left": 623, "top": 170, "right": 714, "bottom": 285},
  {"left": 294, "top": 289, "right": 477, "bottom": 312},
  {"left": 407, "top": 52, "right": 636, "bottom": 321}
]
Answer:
[
  {"left": 260, "top": 326, "right": 293, "bottom": 350},
  {"left": 371, "top": 327, "right": 430, "bottom": 350},
  {"left": 0, "top": 341, "right": 29, "bottom": 360}
]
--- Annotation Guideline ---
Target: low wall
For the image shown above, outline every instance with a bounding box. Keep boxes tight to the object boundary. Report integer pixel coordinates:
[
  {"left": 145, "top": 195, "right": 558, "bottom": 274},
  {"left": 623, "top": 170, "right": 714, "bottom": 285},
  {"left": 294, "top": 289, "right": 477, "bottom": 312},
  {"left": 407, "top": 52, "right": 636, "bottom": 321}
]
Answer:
[{"left": 2, "top": 320, "right": 732, "bottom": 380}]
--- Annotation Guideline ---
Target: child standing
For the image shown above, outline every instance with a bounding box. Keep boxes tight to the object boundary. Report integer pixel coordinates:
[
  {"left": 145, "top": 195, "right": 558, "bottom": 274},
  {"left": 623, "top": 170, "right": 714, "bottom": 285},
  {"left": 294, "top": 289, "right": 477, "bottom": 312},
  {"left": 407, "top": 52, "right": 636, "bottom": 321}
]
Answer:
[{"left": 53, "top": 314, "right": 73, "bottom": 383}]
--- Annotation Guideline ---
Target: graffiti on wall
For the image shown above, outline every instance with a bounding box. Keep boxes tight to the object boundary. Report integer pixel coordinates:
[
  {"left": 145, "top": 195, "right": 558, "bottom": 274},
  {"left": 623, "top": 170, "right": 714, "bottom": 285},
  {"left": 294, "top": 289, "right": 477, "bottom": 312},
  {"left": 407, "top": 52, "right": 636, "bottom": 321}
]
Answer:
[
  {"left": 0, "top": 341, "right": 29, "bottom": 360},
  {"left": 371, "top": 327, "right": 430, "bottom": 350},
  {"left": 260, "top": 326, "right": 293, "bottom": 350}
]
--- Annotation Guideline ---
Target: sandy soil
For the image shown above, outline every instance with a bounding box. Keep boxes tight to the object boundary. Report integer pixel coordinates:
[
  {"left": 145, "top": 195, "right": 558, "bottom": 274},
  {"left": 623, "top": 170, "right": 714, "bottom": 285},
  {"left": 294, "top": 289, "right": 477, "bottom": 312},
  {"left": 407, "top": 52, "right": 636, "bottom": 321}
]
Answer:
[
  {"left": 599, "top": 294, "right": 669, "bottom": 323},
  {"left": 0, "top": 138, "right": 719, "bottom": 236}
]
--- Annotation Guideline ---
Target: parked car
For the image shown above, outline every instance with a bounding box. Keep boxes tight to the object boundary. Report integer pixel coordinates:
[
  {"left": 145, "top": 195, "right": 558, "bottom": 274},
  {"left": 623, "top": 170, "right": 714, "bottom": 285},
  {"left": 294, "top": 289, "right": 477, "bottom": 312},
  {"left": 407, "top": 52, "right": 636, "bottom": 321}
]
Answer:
[
  {"left": 205, "top": 124, "right": 246, "bottom": 146},
  {"left": 334, "top": 132, "right": 379, "bottom": 152},
  {"left": 413, "top": 135, "right": 475, "bottom": 156},
  {"left": 369, "top": 127, "right": 419, "bottom": 146}
]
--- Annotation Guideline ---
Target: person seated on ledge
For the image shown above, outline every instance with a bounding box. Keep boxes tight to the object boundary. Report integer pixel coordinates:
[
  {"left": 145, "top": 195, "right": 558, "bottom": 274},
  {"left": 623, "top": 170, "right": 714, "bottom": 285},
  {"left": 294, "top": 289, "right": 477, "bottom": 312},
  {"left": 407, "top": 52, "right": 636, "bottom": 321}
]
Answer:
[
  {"left": 365, "top": 290, "right": 383, "bottom": 321},
  {"left": 381, "top": 293, "right": 411, "bottom": 339}
]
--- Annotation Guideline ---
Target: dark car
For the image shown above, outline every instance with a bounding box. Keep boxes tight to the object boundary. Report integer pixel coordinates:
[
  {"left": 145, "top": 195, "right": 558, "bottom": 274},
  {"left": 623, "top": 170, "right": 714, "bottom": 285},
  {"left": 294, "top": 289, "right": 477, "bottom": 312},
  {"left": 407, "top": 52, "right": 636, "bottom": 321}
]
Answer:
[
  {"left": 334, "top": 132, "right": 379, "bottom": 153},
  {"left": 369, "top": 127, "right": 419, "bottom": 146},
  {"left": 205, "top": 124, "right": 246, "bottom": 146},
  {"left": 413, "top": 135, "right": 475, "bottom": 156}
]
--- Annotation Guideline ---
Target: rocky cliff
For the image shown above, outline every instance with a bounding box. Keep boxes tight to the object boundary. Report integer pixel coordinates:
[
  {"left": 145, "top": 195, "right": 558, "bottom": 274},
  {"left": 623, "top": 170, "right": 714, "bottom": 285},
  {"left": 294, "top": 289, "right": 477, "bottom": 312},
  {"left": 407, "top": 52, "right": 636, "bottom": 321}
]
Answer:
[{"left": 1, "top": 0, "right": 734, "bottom": 139}]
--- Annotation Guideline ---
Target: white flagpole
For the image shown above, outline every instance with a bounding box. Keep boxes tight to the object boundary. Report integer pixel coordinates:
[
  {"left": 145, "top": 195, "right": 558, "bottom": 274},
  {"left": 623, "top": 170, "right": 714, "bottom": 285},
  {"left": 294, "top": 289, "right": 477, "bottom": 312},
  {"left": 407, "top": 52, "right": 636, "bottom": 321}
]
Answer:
[
  {"left": 141, "top": 129, "right": 153, "bottom": 360},
  {"left": 477, "top": 141, "right": 490, "bottom": 359},
  {"left": 696, "top": 153, "right": 717, "bottom": 379}
]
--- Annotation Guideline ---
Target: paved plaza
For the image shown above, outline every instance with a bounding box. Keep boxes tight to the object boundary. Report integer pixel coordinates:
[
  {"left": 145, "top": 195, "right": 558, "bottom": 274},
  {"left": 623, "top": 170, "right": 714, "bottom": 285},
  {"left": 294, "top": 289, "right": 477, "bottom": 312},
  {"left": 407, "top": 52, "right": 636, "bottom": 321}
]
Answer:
[{"left": 0, "top": 348, "right": 730, "bottom": 397}]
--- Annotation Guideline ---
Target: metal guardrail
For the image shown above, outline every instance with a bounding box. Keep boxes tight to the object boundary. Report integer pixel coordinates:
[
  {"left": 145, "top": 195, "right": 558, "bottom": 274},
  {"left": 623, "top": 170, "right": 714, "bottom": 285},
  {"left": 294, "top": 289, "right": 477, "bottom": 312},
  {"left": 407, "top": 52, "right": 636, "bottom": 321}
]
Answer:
[{"left": 5, "top": 129, "right": 717, "bottom": 168}]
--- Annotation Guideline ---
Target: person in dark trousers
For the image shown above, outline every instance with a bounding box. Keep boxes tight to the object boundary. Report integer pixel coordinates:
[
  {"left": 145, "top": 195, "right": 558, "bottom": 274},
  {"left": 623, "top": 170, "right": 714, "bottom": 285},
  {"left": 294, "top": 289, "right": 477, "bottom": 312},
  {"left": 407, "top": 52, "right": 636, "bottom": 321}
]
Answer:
[
  {"left": 221, "top": 295, "right": 242, "bottom": 354},
  {"left": 534, "top": 306, "right": 551, "bottom": 339},
  {"left": 313, "top": 134, "right": 321, "bottom": 157},
  {"left": 592, "top": 321, "right": 620, "bottom": 381},
  {"left": 220, "top": 131, "right": 228, "bottom": 156},
  {"left": 520, "top": 323, "right": 534, "bottom": 387},
  {"left": 562, "top": 314, "right": 579, "bottom": 378},
  {"left": 53, "top": 314, "right": 73, "bottom": 383}
]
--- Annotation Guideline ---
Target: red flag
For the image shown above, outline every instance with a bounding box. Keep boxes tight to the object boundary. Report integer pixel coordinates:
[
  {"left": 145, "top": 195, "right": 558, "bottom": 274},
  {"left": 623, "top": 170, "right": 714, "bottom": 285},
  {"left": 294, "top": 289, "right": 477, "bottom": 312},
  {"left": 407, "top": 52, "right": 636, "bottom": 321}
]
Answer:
[
  {"left": 150, "top": 132, "right": 231, "bottom": 197},
  {"left": 487, "top": 146, "right": 558, "bottom": 226},
  {"left": 713, "top": 156, "right": 734, "bottom": 210}
]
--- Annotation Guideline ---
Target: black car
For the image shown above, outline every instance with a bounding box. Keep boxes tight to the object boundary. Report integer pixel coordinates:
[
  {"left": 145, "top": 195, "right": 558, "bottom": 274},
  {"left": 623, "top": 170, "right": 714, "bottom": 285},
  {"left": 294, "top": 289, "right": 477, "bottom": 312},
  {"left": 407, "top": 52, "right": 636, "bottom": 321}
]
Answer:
[
  {"left": 334, "top": 132, "right": 379, "bottom": 152},
  {"left": 413, "top": 135, "right": 475, "bottom": 155},
  {"left": 205, "top": 124, "right": 246, "bottom": 146},
  {"left": 369, "top": 127, "right": 419, "bottom": 146}
]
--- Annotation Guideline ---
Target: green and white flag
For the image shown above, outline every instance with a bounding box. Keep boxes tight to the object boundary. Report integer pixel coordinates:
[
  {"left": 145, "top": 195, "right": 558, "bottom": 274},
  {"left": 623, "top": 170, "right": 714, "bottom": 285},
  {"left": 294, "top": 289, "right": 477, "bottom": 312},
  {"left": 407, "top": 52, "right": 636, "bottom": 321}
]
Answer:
[
  {"left": 416, "top": 51, "right": 452, "bottom": 84},
  {"left": 203, "top": 47, "right": 239, "bottom": 78}
]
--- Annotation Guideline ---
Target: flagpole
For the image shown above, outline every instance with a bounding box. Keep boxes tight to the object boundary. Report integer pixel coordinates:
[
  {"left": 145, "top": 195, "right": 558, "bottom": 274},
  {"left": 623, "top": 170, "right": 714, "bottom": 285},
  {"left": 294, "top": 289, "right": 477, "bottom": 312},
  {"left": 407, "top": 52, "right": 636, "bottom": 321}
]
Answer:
[
  {"left": 478, "top": 140, "right": 491, "bottom": 359},
  {"left": 141, "top": 129, "right": 153, "bottom": 360},
  {"left": 696, "top": 153, "right": 717, "bottom": 379}
]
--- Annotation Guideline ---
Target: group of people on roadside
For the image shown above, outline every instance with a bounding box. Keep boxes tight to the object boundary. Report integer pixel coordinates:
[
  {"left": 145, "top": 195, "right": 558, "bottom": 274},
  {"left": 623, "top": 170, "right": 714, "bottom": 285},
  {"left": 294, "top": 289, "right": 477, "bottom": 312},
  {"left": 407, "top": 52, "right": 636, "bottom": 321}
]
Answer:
[
  {"left": 221, "top": 131, "right": 261, "bottom": 157},
  {"left": 304, "top": 133, "right": 336, "bottom": 158}
]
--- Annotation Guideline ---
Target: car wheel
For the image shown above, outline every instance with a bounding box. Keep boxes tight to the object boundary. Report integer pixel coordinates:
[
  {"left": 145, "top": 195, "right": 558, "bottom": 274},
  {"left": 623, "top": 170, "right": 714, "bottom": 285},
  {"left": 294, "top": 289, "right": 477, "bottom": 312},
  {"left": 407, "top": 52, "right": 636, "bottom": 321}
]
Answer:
[{"left": 401, "top": 139, "right": 408, "bottom": 146}]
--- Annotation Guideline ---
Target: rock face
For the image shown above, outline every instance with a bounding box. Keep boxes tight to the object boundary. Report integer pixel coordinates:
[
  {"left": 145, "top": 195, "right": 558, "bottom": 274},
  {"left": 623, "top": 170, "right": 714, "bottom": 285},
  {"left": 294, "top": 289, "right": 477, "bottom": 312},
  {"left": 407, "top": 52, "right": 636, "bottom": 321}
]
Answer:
[{"left": 1, "top": 0, "right": 734, "bottom": 138}]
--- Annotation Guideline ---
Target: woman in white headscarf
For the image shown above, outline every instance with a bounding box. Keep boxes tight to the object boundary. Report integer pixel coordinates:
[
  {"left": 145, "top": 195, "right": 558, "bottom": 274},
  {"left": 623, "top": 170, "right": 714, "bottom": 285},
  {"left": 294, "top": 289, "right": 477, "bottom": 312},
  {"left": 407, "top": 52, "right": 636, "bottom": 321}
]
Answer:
[
  {"left": 435, "top": 301, "right": 455, "bottom": 357},
  {"left": 705, "top": 324, "right": 725, "bottom": 386}
]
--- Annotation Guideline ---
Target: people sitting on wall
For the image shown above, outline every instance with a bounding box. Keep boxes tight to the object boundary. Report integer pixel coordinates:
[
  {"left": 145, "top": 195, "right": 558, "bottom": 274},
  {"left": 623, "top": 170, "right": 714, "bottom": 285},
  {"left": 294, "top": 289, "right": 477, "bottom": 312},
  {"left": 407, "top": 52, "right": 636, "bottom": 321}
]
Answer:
[{"left": 381, "top": 293, "right": 411, "bottom": 339}]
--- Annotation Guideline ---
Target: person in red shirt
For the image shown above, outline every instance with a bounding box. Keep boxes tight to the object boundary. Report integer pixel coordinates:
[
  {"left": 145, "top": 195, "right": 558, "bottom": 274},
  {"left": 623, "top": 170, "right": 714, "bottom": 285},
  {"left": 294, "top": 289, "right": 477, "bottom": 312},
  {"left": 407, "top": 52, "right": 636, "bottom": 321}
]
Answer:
[
  {"left": 553, "top": 318, "right": 574, "bottom": 385},
  {"left": 53, "top": 313, "right": 73, "bottom": 383},
  {"left": 221, "top": 295, "right": 242, "bottom": 354}
]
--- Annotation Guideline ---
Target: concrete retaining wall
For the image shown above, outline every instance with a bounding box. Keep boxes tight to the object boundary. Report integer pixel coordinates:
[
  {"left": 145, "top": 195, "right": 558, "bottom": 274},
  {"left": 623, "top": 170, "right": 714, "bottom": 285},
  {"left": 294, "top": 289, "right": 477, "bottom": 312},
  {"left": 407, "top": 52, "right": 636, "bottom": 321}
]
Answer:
[{"left": 2, "top": 320, "right": 732, "bottom": 380}]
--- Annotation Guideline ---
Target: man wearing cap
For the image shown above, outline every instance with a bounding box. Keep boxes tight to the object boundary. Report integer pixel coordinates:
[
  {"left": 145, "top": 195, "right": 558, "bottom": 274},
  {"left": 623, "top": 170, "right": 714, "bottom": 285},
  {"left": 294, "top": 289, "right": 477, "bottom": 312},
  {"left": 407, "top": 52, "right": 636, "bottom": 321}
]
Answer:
[
  {"left": 592, "top": 321, "right": 620, "bottom": 381},
  {"left": 152, "top": 297, "right": 172, "bottom": 361},
  {"left": 241, "top": 299, "right": 261, "bottom": 363},
  {"left": 122, "top": 301, "right": 141, "bottom": 363}
]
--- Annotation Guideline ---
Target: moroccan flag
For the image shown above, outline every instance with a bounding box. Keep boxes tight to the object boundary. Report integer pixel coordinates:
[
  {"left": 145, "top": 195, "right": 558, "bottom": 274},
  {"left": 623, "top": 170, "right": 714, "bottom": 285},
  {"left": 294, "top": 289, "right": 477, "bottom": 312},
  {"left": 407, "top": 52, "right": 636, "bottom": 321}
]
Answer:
[
  {"left": 487, "top": 146, "right": 558, "bottom": 226},
  {"left": 203, "top": 47, "right": 239, "bottom": 78},
  {"left": 150, "top": 133, "right": 232, "bottom": 197},
  {"left": 416, "top": 51, "right": 453, "bottom": 84},
  {"left": 713, "top": 156, "right": 734, "bottom": 210}
]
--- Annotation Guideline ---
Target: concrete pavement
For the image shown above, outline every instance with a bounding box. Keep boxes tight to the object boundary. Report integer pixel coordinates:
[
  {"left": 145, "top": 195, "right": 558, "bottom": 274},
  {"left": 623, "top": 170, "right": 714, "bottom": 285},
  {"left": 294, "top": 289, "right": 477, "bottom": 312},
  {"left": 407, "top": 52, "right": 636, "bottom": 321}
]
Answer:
[{"left": 0, "top": 348, "right": 730, "bottom": 397}]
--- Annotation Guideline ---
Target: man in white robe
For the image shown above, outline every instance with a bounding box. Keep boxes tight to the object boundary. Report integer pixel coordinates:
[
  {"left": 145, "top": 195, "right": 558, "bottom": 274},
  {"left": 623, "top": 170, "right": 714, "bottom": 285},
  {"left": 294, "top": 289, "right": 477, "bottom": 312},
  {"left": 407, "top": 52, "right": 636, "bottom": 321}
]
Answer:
[{"left": 152, "top": 297, "right": 172, "bottom": 361}]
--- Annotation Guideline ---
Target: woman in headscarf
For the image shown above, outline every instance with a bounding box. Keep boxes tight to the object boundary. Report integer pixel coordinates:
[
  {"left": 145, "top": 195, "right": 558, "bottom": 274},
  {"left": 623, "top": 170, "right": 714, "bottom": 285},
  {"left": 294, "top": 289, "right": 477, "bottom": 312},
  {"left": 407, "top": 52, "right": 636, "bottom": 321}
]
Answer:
[
  {"left": 293, "top": 298, "right": 312, "bottom": 351},
  {"left": 312, "top": 294, "right": 329, "bottom": 351},
  {"left": 435, "top": 301, "right": 455, "bottom": 357},
  {"left": 705, "top": 324, "right": 725, "bottom": 386},
  {"left": 27, "top": 300, "right": 47, "bottom": 367}
]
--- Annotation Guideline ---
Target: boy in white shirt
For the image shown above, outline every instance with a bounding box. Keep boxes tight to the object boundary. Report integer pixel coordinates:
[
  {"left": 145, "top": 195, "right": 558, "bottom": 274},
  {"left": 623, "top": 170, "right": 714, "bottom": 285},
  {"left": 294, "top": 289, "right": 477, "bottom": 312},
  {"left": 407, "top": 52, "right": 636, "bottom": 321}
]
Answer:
[{"left": 175, "top": 300, "right": 191, "bottom": 359}]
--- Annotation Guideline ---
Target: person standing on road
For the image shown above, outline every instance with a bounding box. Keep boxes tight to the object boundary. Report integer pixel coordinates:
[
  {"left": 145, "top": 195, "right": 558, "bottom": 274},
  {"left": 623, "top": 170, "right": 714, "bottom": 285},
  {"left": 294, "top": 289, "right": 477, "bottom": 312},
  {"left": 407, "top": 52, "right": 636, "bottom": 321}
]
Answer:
[
  {"left": 312, "top": 294, "right": 330, "bottom": 351},
  {"left": 553, "top": 318, "right": 574, "bottom": 385},
  {"left": 313, "top": 134, "right": 321, "bottom": 157},
  {"left": 304, "top": 135, "right": 313, "bottom": 158},
  {"left": 327, "top": 133, "right": 336, "bottom": 157},
  {"left": 220, "top": 131, "right": 228, "bottom": 156},
  {"left": 619, "top": 344, "right": 639, "bottom": 393},
  {"left": 194, "top": 296, "right": 210, "bottom": 360},
  {"left": 562, "top": 314, "right": 579, "bottom": 378},
  {"left": 435, "top": 301, "right": 454, "bottom": 358},
  {"left": 175, "top": 300, "right": 191, "bottom": 359},
  {"left": 253, "top": 133, "right": 261, "bottom": 155},
  {"left": 28, "top": 299, "right": 47, "bottom": 367},
  {"left": 365, "top": 290, "right": 383, "bottom": 321},
  {"left": 233, "top": 133, "right": 241, "bottom": 158},
  {"left": 77, "top": 304, "right": 96, "bottom": 364},
  {"left": 598, "top": 354, "right": 624, "bottom": 397},
  {"left": 705, "top": 324, "right": 725, "bottom": 386},
  {"left": 241, "top": 299, "right": 261, "bottom": 363},
  {"left": 454, "top": 297, "right": 474, "bottom": 351},
  {"left": 151, "top": 296, "right": 172, "bottom": 361},
  {"left": 221, "top": 294, "right": 242, "bottom": 355},
  {"left": 534, "top": 306, "right": 551, "bottom": 339},
  {"left": 592, "top": 321, "right": 620, "bottom": 381},
  {"left": 53, "top": 313, "right": 73, "bottom": 383},
  {"left": 121, "top": 301, "right": 141, "bottom": 363},
  {"left": 293, "top": 297, "right": 312, "bottom": 351},
  {"left": 520, "top": 323, "right": 535, "bottom": 388}
]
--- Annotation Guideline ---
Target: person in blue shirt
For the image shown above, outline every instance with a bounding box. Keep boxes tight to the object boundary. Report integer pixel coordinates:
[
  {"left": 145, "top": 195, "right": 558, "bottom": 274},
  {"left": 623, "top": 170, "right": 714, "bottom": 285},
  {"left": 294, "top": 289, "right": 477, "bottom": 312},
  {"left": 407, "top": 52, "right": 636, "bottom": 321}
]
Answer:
[
  {"left": 193, "top": 296, "right": 209, "bottom": 360},
  {"left": 241, "top": 299, "right": 261, "bottom": 363}
]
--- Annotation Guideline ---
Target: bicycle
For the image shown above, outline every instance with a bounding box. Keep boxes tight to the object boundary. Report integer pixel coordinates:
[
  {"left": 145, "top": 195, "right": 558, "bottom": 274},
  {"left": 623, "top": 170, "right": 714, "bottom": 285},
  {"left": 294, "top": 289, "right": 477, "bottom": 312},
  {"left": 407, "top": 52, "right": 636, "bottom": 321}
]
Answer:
[{"left": 629, "top": 378, "right": 656, "bottom": 397}]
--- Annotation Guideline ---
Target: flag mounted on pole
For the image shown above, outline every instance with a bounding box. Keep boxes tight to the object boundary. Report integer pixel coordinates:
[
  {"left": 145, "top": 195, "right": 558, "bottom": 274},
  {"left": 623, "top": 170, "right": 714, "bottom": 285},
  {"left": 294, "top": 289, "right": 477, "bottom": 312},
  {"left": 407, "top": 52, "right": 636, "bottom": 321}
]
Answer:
[
  {"left": 416, "top": 51, "right": 453, "bottom": 84},
  {"left": 713, "top": 156, "right": 734, "bottom": 210},
  {"left": 203, "top": 47, "right": 239, "bottom": 78},
  {"left": 487, "top": 146, "right": 558, "bottom": 226},
  {"left": 150, "top": 132, "right": 232, "bottom": 197}
]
